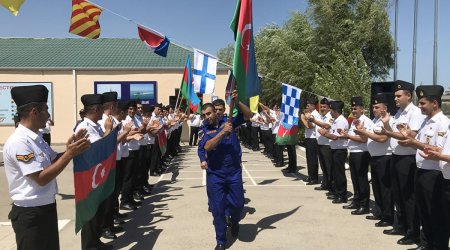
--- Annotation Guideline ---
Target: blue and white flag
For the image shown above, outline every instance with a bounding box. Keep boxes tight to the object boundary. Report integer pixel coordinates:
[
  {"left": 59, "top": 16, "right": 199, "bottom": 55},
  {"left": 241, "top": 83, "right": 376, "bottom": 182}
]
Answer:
[
  {"left": 281, "top": 83, "right": 302, "bottom": 129},
  {"left": 193, "top": 49, "right": 217, "bottom": 94}
]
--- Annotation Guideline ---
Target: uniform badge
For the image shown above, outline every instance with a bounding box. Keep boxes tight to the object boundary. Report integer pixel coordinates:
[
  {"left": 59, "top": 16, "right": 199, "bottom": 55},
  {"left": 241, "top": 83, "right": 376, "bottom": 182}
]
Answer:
[
  {"left": 207, "top": 130, "right": 217, "bottom": 135},
  {"left": 374, "top": 100, "right": 378, "bottom": 104},
  {"left": 397, "top": 84, "right": 401, "bottom": 89},
  {"left": 419, "top": 91, "right": 424, "bottom": 97},
  {"left": 438, "top": 131, "right": 445, "bottom": 137},
  {"left": 16, "top": 153, "right": 35, "bottom": 162}
]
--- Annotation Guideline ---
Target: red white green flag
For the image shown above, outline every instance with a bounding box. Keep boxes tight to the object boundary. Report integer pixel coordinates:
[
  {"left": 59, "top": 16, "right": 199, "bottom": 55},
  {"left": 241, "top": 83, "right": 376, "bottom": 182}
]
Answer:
[{"left": 230, "top": 0, "right": 261, "bottom": 102}]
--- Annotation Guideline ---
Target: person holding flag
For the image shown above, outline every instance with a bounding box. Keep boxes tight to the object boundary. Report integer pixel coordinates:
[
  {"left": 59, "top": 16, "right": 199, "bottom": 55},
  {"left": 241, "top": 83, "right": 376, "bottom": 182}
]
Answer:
[
  {"left": 197, "top": 90, "right": 252, "bottom": 250},
  {"left": 3, "top": 85, "right": 90, "bottom": 250}
]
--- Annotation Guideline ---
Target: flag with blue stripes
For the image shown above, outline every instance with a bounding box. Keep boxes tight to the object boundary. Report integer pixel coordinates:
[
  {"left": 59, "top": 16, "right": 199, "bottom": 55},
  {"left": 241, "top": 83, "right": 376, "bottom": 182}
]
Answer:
[{"left": 193, "top": 49, "right": 217, "bottom": 94}]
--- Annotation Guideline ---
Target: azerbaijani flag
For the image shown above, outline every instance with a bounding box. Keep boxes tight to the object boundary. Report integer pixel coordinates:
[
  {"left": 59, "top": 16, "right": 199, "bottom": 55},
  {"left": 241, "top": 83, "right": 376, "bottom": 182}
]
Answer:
[
  {"left": 73, "top": 128, "right": 117, "bottom": 233},
  {"left": 157, "top": 129, "right": 167, "bottom": 156},
  {"left": 180, "top": 55, "right": 201, "bottom": 113},
  {"left": 276, "top": 123, "right": 299, "bottom": 145},
  {"left": 230, "top": 0, "right": 261, "bottom": 102}
]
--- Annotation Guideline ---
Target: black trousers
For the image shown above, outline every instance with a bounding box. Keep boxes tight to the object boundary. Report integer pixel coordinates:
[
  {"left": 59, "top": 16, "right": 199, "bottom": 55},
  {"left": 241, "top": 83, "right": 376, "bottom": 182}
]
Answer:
[
  {"left": 42, "top": 133, "right": 51, "bottom": 146},
  {"left": 121, "top": 150, "right": 138, "bottom": 203},
  {"left": 370, "top": 155, "right": 393, "bottom": 222},
  {"left": 391, "top": 154, "right": 419, "bottom": 238},
  {"left": 150, "top": 138, "right": 162, "bottom": 173},
  {"left": 142, "top": 144, "right": 153, "bottom": 186},
  {"left": 190, "top": 126, "right": 199, "bottom": 146},
  {"left": 9, "top": 202, "right": 59, "bottom": 250},
  {"left": 81, "top": 200, "right": 106, "bottom": 250},
  {"left": 135, "top": 145, "right": 148, "bottom": 191},
  {"left": 331, "top": 149, "right": 348, "bottom": 199},
  {"left": 261, "top": 129, "right": 273, "bottom": 155},
  {"left": 251, "top": 126, "right": 260, "bottom": 150},
  {"left": 318, "top": 144, "right": 332, "bottom": 188},
  {"left": 348, "top": 151, "right": 370, "bottom": 208},
  {"left": 415, "top": 169, "right": 448, "bottom": 249},
  {"left": 442, "top": 179, "right": 450, "bottom": 249},
  {"left": 305, "top": 138, "right": 319, "bottom": 181},
  {"left": 113, "top": 158, "right": 125, "bottom": 215},
  {"left": 286, "top": 144, "right": 297, "bottom": 170},
  {"left": 272, "top": 134, "right": 283, "bottom": 163}
]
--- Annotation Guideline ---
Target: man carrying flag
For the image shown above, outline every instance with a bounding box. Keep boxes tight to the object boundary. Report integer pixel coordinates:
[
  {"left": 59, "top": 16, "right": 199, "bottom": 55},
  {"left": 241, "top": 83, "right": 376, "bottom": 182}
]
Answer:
[
  {"left": 198, "top": 90, "right": 253, "bottom": 250},
  {"left": 3, "top": 85, "right": 90, "bottom": 250}
]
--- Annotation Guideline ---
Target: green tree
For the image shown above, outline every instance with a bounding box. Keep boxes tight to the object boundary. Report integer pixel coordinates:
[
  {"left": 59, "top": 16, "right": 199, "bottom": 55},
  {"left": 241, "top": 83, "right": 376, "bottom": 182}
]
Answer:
[{"left": 217, "top": 43, "right": 234, "bottom": 66}]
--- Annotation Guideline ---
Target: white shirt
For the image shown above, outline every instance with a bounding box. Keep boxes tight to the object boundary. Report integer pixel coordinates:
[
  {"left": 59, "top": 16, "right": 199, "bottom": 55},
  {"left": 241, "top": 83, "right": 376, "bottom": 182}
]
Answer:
[
  {"left": 271, "top": 110, "right": 281, "bottom": 134},
  {"left": 415, "top": 111, "right": 450, "bottom": 171},
  {"left": 317, "top": 112, "right": 332, "bottom": 146},
  {"left": 439, "top": 129, "right": 450, "bottom": 179},
  {"left": 251, "top": 113, "right": 261, "bottom": 127},
  {"left": 135, "top": 114, "right": 149, "bottom": 146},
  {"left": 125, "top": 115, "right": 140, "bottom": 151},
  {"left": 3, "top": 124, "right": 58, "bottom": 207},
  {"left": 39, "top": 120, "right": 52, "bottom": 134},
  {"left": 391, "top": 103, "right": 426, "bottom": 155},
  {"left": 367, "top": 117, "right": 392, "bottom": 156},
  {"left": 305, "top": 110, "right": 321, "bottom": 139},
  {"left": 112, "top": 116, "right": 123, "bottom": 161},
  {"left": 191, "top": 114, "right": 201, "bottom": 127},
  {"left": 259, "top": 112, "right": 271, "bottom": 130},
  {"left": 329, "top": 115, "right": 349, "bottom": 149},
  {"left": 75, "top": 117, "right": 104, "bottom": 143},
  {"left": 347, "top": 114, "right": 373, "bottom": 152}
]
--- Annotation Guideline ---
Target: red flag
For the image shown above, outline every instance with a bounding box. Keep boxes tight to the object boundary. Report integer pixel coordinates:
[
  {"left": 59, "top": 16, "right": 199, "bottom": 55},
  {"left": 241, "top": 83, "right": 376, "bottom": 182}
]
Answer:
[
  {"left": 69, "top": 0, "right": 102, "bottom": 39},
  {"left": 137, "top": 25, "right": 170, "bottom": 57}
]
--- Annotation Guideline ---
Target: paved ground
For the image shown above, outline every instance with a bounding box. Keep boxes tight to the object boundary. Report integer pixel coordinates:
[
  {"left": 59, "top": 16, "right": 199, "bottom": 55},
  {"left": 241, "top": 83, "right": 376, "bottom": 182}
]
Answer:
[{"left": 0, "top": 144, "right": 423, "bottom": 250}]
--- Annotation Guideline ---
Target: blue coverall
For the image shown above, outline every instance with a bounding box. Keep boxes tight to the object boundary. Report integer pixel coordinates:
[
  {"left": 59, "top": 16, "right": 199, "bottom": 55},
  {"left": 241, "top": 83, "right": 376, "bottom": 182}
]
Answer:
[{"left": 197, "top": 113, "right": 245, "bottom": 245}]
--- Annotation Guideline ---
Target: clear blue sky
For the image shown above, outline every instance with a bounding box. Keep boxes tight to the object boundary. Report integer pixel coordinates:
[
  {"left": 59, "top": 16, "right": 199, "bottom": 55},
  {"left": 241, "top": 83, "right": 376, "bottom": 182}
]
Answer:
[{"left": 0, "top": 0, "right": 449, "bottom": 89}]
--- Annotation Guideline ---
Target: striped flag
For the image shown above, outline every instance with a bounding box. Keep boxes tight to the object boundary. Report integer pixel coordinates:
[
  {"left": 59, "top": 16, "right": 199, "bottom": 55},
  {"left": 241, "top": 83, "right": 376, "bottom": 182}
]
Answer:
[{"left": 69, "top": 0, "right": 102, "bottom": 39}]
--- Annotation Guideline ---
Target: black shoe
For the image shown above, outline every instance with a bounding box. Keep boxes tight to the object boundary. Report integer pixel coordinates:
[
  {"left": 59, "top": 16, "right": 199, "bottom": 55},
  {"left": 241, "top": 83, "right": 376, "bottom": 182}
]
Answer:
[
  {"left": 327, "top": 194, "right": 339, "bottom": 200},
  {"left": 351, "top": 207, "right": 369, "bottom": 215},
  {"left": 314, "top": 185, "right": 328, "bottom": 191},
  {"left": 231, "top": 221, "right": 239, "bottom": 237},
  {"left": 365, "top": 215, "right": 381, "bottom": 220},
  {"left": 102, "top": 230, "right": 117, "bottom": 239},
  {"left": 375, "top": 220, "right": 392, "bottom": 227},
  {"left": 142, "top": 188, "right": 152, "bottom": 196},
  {"left": 111, "top": 226, "right": 124, "bottom": 233},
  {"left": 305, "top": 177, "right": 311, "bottom": 183},
  {"left": 397, "top": 236, "right": 420, "bottom": 245},
  {"left": 306, "top": 180, "right": 319, "bottom": 185},
  {"left": 343, "top": 202, "right": 359, "bottom": 209},
  {"left": 383, "top": 228, "right": 405, "bottom": 236},
  {"left": 115, "top": 212, "right": 127, "bottom": 219},
  {"left": 332, "top": 197, "right": 347, "bottom": 204},
  {"left": 133, "top": 192, "right": 144, "bottom": 201},
  {"left": 408, "top": 245, "right": 429, "bottom": 250},
  {"left": 119, "top": 203, "right": 136, "bottom": 211},
  {"left": 98, "top": 242, "right": 114, "bottom": 250},
  {"left": 130, "top": 200, "right": 142, "bottom": 207},
  {"left": 274, "top": 162, "right": 284, "bottom": 167},
  {"left": 113, "top": 218, "right": 124, "bottom": 225},
  {"left": 215, "top": 244, "right": 226, "bottom": 250},
  {"left": 325, "top": 191, "right": 336, "bottom": 196}
]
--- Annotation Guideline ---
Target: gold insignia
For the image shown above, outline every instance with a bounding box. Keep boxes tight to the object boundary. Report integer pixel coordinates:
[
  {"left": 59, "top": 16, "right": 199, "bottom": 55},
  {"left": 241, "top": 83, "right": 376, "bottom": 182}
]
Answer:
[
  {"left": 397, "top": 84, "right": 401, "bottom": 89},
  {"left": 419, "top": 91, "right": 424, "bottom": 97},
  {"left": 374, "top": 100, "right": 378, "bottom": 104},
  {"left": 199, "top": 133, "right": 204, "bottom": 141},
  {"left": 16, "top": 153, "right": 35, "bottom": 162},
  {"left": 352, "top": 102, "right": 355, "bottom": 105},
  {"left": 425, "top": 137, "right": 430, "bottom": 144},
  {"left": 438, "top": 132, "right": 445, "bottom": 137},
  {"left": 206, "top": 130, "right": 217, "bottom": 135}
]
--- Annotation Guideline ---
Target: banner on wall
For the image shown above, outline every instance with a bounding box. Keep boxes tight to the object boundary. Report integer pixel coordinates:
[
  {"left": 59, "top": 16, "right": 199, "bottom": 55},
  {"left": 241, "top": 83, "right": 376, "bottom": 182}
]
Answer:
[
  {"left": 0, "top": 82, "right": 53, "bottom": 126},
  {"left": 94, "top": 81, "right": 157, "bottom": 105}
]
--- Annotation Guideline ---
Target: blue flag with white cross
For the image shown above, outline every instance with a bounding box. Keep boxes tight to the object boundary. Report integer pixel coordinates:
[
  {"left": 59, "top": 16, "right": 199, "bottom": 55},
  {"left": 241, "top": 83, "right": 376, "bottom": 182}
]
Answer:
[{"left": 193, "top": 49, "right": 217, "bottom": 94}]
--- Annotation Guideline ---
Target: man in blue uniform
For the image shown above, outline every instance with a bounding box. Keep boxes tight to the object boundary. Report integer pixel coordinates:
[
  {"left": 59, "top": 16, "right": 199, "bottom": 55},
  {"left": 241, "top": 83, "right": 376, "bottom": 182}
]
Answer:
[{"left": 198, "top": 91, "right": 252, "bottom": 250}]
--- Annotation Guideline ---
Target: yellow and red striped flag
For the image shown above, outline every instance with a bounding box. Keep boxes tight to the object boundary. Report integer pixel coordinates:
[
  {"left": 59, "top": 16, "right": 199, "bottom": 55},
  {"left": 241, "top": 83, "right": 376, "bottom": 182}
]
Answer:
[
  {"left": 69, "top": 0, "right": 102, "bottom": 39},
  {"left": 0, "top": 0, "right": 25, "bottom": 16}
]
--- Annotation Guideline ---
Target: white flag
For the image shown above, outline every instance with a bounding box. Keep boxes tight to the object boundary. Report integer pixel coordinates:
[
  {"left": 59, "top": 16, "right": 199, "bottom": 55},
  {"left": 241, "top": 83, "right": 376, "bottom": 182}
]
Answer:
[{"left": 193, "top": 49, "right": 217, "bottom": 94}]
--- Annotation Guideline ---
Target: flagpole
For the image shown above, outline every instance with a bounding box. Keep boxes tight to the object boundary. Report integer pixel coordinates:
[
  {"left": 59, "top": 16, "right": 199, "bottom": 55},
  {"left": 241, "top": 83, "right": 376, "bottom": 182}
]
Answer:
[
  {"left": 174, "top": 86, "right": 182, "bottom": 110},
  {"left": 394, "top": 0, "right": 399, "bottom": 81},
  {"left": 228, "top": 78, "right": 236, "bottom": 119},
  {"left": 433, "top": 0, "right": 438, "bottom": 85},
  {"left": 412, "top": 0, "right": 418, "bottom": 86}
]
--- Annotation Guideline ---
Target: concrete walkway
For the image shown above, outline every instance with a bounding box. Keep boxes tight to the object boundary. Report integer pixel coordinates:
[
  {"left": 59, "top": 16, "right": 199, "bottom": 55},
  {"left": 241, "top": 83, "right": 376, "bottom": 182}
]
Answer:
[{"left": 0, "top": 145, "right": 415, "bottom": 249}]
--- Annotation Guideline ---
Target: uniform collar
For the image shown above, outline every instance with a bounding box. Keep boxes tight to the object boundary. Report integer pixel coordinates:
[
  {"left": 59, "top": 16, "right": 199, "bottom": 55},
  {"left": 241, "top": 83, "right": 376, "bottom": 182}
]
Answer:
[
  {"left": 401, "top": 102, "right": 414, "bottom": 113},
  {"left": 17, "top": 124, "right": 39, "bottom": 141},
  {"left": 429, "top": 111, "right": 444, "bottom": 123},
  {"left": 84, "top": 117, "right": 99, "bottom": 127},
  {"left": 102, "top": 113, "right": 108, "bottom": 120}
]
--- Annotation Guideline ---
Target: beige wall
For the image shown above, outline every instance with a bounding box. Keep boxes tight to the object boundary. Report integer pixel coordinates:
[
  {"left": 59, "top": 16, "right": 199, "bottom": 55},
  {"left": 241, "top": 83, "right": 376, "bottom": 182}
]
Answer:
[{"left": 0, "top": 69, "right": 229, "bottom": 144}]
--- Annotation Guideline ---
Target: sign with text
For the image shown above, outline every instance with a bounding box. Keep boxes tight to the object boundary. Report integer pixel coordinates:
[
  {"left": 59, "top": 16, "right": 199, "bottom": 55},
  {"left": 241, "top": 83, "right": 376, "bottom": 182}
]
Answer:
[{"left": 0, "top": 82, "right": 53, "bottom": 126}]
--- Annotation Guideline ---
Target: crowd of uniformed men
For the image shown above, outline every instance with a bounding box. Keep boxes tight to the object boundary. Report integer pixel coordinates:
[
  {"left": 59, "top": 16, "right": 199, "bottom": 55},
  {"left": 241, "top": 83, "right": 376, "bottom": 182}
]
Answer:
[
  {"left": 3, "top": 80, "right": 450, "bottom": 250},
  {"left": 239, "top": 80, "right": 450, "bottom": 250}
]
